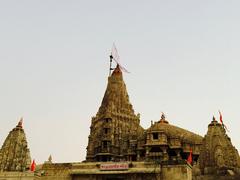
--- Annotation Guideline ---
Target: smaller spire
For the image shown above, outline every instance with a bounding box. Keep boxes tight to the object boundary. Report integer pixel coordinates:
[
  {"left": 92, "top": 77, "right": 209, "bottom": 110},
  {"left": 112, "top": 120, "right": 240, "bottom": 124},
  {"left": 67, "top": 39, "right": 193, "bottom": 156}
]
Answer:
[
  {"left": 159, "top": 112, "right": 169, "bottom": 124},
  {"left": 44, "top": 155, "right": 53, "bottom": 164},
  {"left": 161, "top": 112, "right": 166, "bottom": 120},
  {"left": 17, "top": 117, "right": 23, "bottom": 128},
  {"left": 48, "top": 155, "right": 52, "bottom": 163}
]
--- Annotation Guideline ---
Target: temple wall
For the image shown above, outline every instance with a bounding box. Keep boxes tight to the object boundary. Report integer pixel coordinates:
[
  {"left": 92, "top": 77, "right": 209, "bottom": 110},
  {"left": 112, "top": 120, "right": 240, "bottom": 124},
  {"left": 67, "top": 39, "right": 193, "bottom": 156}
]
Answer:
[
  {"left": 37, "top": 163, "right": 71, "bottom": 180},
  {"left": 42, "top": 162, "right": 192, "bottom": 180},
  {"left": 0, "top": 172, "right": 35, "bottom": 180},
  {"left": 193, "top": 175, "right": 240, "bottom": 180},
  {"left": 161, "top": 164, "right": 192, "bottom": 180},
  {"left": 0, "top": 162, "right": 190, "bottom": 180}
]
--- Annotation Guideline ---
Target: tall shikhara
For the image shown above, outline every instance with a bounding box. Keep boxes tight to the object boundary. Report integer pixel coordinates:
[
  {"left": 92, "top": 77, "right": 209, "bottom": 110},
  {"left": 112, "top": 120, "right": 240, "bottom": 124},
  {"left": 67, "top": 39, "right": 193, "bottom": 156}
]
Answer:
[
  {"left": 86, "top": 64, "right": 144, "bottom": 162},
  {"left": 0, "top": 119, "right": 31, "bottom": 171}
]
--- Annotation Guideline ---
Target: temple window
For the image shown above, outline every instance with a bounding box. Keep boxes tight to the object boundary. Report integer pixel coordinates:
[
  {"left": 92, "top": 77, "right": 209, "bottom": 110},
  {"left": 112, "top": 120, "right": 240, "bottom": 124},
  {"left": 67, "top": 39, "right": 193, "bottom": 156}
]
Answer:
[
  {"left": 102, "top": 141, "right": 110, "bottom": 148},
  {"left": 104, "top": 118, "right": 111, "bottom": 123},
  {"left": 152, "top": 133, "right": 158, "bottom": 140},
  {"left": 104, "top": 128, "right": 109, "bottom": 134}
]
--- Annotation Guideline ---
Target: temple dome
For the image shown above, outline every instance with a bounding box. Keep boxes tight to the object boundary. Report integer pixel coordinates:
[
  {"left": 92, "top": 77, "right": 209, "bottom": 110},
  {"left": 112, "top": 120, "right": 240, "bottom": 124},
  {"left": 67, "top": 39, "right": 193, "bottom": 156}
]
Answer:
[{"left": 148, "top": 115, "right": 203, "bottom": 145}]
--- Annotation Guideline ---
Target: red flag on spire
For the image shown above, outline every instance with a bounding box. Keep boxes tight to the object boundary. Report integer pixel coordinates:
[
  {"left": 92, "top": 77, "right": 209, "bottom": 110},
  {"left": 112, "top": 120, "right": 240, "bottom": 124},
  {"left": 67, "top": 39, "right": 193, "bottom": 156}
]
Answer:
[
  {"left": 218, "top": 110, "right": 229, "bottom": 132},
  {"left": 219, "top": 110, "right": 223, "bottom": 124},
  {"left": 187, "top": 149, "right": 192, "bottom": 165},
  {"left": 30, "top": 159, "right": 36, "bottom": 172}
]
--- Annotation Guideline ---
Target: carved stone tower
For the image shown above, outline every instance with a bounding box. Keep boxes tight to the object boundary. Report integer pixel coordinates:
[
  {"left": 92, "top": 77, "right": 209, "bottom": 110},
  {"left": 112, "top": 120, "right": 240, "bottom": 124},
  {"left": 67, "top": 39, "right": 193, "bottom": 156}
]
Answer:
[
  {"left": 199, "top": 117, "right": 240, "bottom": 175},
  {"left": 0, "top": 119, "right": 31, "bottom": 171},
  {"left": 86, "top": 64, "right": 144, "bottom": 162}
]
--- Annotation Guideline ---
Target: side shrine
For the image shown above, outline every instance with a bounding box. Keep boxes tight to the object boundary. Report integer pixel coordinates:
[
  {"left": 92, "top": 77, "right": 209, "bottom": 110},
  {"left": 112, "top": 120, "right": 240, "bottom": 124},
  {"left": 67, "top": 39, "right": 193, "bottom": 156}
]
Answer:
[{"left": 0, "top": 61, "right": 240, "bottom": 180}]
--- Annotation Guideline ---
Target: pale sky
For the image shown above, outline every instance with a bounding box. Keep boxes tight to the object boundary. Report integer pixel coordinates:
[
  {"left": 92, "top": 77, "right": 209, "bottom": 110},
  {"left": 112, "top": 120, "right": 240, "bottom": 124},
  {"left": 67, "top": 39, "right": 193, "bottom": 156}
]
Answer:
[{"left": 0, "top": 1, "right": 240, "bottom": 163}]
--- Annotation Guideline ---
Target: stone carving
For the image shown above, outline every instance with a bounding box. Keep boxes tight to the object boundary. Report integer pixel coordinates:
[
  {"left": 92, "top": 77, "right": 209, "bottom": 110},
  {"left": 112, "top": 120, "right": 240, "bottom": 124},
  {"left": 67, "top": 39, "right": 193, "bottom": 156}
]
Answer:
[
  {"left": 0, "top": 119, "right": 31, "bottom": 172},
  {"left": 199, "top": 116, "right": 240, "bottom": 175},
  {"left": 86, "top": 65, "right": 203, "bottom": 163},
  {"left": 146, "top": 113, "right": 203, "bottom": 163},
  {"left": 86, "top": 64, "right": 144, "bottom": 162}
]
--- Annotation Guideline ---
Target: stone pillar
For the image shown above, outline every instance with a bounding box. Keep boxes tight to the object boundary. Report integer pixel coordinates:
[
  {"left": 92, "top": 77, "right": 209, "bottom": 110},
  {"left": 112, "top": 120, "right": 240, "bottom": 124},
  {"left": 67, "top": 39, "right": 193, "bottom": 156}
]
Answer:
[
  {"left": 137, "top": 151, "right": 140, "bottom": 161},
  {"left": 146, "top": 146, "right": 150, "bottom": 161},
  {"left": 176, "top": 149, "right": 182, "bottom": 160},
  {"left": 162, "top": 147, "right": 169, "bottom": 161}
]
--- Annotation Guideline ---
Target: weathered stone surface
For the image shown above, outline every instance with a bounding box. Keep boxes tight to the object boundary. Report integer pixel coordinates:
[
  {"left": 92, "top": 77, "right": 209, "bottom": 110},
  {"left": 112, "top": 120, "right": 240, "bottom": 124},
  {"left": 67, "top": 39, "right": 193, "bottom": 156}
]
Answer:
[
  {"left": 86, "top": 65, "right": 144, "bottom": 162},
  {"left": 0, "top": 171, "right": 35, "bottom": 180},
  {"left": 38, "top": 163, "right": 72, "bottom": 180},
  {"left": 86, "top": 64, "right": 203, "bottom": 165},
  {"left": 1, "top": 62, "right": 240, "bottom": 180},
  {"left": 36, "top": 161, "right": 192, "bottom": 180},
  {"left": 0, "top": 119, "right": 31, "bottom": 172},
  {"left": 146, "top": 113, "right": 203, "bottom": 163},
  {"left": 198, "top": 117, "right": 240, "bottom": 176}
]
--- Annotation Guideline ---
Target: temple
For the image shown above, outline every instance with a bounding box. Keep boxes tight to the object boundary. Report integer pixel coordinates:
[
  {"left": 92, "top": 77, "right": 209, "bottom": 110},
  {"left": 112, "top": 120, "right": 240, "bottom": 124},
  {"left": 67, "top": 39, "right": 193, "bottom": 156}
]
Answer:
[
  {"left": 198, "top": 117, "right": 240, "bottom": 176},
  {"left": 0, "top": 61, "right": 240, "bottom": 180},
  {"left": 145, "top": 114, "right": 202, "bottom": 163},
  {"left": 86, "top": 64, "right": 203, "bottom": 165}
]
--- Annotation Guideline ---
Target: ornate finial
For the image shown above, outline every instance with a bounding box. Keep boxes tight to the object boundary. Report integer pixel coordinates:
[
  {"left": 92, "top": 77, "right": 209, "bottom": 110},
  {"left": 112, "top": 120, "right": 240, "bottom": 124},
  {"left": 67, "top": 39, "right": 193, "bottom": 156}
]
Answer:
[
  {"left": 159, "top": 112, "right": 169, "bottom": 124},
  {"left": 212, "top": 116, "right": 216, "bottom": 121},
  {"left": 17, "top": 117, "right": 23, "bottom": 128},
  {"left": 48, "top": 155, "right": 52, "bottom": 163},
  {"left": 161, "top": 112, "right": 165, "bottom": 120},
  {"left": 112, "top": 64, "right": 122, "bottom": 76}
]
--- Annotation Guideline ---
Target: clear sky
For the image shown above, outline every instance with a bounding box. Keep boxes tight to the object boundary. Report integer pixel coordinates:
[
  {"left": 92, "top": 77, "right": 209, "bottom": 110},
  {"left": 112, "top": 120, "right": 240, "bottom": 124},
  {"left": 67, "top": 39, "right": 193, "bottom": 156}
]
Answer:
[{"left": 0, "top": 1, "right": 240, "bottom": 163}]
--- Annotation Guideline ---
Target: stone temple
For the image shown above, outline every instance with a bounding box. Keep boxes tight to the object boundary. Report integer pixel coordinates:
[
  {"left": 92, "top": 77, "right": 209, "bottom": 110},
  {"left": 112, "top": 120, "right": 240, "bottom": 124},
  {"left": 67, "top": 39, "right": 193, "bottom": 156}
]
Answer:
[{"left": 0, "top": 62, "right": 240, "bottom": 180}]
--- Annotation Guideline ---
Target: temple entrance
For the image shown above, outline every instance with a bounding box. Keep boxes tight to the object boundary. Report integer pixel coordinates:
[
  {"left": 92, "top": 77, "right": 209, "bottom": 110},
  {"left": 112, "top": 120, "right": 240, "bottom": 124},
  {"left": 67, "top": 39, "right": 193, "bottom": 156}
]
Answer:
[
  {"left": 102, "top": 174, "right": 125, "bottom": 180},
  {"left": 105, "top": 178, "right": 124, "bottom": 180},
  {"left": 72, "top": 174, "right": 126, "bottom": 180}
]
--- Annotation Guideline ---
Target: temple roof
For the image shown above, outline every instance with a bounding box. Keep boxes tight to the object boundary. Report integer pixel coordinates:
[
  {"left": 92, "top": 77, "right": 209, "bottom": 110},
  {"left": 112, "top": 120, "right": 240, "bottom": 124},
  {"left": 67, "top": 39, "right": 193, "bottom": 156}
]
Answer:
[
  {"left": 96, "top": 64, "right": 137, "bottom": 119},
  {"left": 148, "top": 115, "right": 203, "bottom": 144},
  {"left": 0, "top": 119, "right": 31, "bottom": 171},
  {"left": 199, "top": 117, "right": 240, "bottom": 173}
]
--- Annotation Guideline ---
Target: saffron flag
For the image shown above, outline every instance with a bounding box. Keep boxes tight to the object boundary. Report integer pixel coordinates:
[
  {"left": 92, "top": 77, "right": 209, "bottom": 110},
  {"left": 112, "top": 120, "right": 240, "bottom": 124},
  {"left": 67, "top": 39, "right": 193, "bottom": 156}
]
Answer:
[
  {"left": 30, "top": 159, "right": 36, "bottom": 172},
  {"left": 111, "top": 43, "right": 120, "bottom": 62},
  {"left": 218, "top": 110, "right": 229, "bottom": 132},
  {"left": 111, "top": 43, "right": 130, "bottom": 73},
  {"left": 187, "top": 149, "right": 192, "bottom": 164},
  {"left": 219, "top": 110, "right": 223, "bottom": 124}
]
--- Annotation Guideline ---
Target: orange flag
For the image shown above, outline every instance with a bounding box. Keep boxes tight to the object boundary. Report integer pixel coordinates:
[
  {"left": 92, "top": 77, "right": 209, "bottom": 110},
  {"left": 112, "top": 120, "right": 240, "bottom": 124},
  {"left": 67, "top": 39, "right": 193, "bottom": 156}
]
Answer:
[
  {"left": 187, "top": 149, "right": 192, "bottom": 164},
  {"left": 219, "top": 110, "right": 223, "bottom": 124},
  {"left": 218, "top": 110, "right": 229, "bottom": 132},
  {"left": 30, "top": 159, "right": 36, "bottom": 171}
]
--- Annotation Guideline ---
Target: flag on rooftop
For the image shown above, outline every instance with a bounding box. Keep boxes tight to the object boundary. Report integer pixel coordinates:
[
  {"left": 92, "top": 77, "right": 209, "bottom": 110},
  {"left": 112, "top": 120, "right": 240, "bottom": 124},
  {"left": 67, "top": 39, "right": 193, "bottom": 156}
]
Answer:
[{"left": 110, "top": 43, "right": 130, "bottom": 73}]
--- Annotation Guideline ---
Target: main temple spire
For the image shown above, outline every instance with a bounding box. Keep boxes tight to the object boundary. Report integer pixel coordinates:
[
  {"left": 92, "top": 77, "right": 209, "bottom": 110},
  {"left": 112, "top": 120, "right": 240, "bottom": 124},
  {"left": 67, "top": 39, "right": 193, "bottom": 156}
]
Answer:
[{"left": 86, "top": 57, "right": 143, "bottom": 162}]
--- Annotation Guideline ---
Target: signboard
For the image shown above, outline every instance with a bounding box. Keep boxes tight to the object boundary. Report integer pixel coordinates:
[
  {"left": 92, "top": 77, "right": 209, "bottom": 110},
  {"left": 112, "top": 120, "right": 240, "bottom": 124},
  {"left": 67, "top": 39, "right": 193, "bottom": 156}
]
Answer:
[{"left": 100, "top": 163, "right": 129, "bottom": 171}]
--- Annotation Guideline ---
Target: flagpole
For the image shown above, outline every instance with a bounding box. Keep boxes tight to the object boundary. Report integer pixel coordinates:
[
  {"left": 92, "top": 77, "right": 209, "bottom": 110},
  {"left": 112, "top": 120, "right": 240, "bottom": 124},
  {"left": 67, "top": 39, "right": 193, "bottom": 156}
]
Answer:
[{"left": 109, "top": 54, "right": 113, "bottom": 76}]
